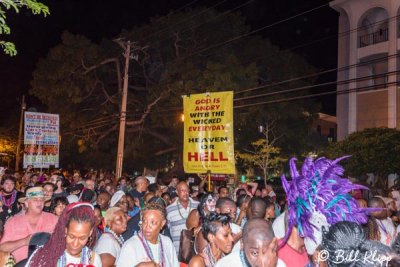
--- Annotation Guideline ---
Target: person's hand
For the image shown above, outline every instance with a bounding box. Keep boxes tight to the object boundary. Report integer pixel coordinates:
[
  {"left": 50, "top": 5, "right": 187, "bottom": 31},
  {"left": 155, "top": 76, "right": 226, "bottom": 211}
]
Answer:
[
  {"left": 232, "top": 231, "right": 242, "bottom": 244},
  {"left": 133, "top": 197, "right": 140, "bottom": 207},
  {"left": 238, "top": 208, "right": 247, "bottom": 219},
  {"left": 257, "top": 237, "right": 278, "bottom": 267},
  {"left": 198, "top": 174, "right": 206, "bottom": 181}
]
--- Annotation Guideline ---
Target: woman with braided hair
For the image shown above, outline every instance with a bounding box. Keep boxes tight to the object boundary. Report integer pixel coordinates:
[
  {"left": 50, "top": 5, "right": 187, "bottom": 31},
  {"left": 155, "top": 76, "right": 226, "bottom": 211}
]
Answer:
[
  {"left": 366, "top": 196, "right": 397, "bottom": 246},
  {"left": 117, "top": 202, "right": 179, "bottom": 267},
  {"left": 320, "top": 221, "right": 398, "bottom": 267},
  {"left": 25, "top": 202, "right": 102, "bottom": 267}
]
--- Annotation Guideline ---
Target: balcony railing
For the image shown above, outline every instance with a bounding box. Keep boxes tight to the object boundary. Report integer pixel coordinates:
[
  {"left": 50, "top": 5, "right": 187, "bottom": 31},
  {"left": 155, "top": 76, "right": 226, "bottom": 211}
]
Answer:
[{"left": 359, "top": 28, "right": 388, "bottom": 48}]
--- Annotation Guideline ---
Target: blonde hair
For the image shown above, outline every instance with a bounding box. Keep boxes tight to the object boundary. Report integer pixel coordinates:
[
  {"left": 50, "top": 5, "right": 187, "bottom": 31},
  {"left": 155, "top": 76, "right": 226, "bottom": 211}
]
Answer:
[{"left": 104, "top": 207, "right": 122, "bottom": 226}]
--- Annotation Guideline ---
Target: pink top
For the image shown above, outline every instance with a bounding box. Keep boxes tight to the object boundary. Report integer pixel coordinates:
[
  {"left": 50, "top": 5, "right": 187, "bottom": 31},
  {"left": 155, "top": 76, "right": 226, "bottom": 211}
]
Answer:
[
  {"left": 1, "top": 212, "right": 58, "bottom": 263},
  {"left": 278, "top": 240, "right": 309, "bottom": 267}
]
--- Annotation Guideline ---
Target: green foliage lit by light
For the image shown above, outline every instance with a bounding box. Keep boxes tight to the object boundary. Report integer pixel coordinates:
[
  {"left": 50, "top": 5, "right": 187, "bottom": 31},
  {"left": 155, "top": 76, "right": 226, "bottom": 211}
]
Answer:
[
  {"left": 0, "top": 0, "right": 49, "bottom": 56},
  {"left": 237, "top": 139, "right": 285, "bottom": 186},
  {"left": 0, "top": 133, "right": 17, "bottom": 165},
  {"left": 325, "top": 128, "right": 400, "bottom": 189}
]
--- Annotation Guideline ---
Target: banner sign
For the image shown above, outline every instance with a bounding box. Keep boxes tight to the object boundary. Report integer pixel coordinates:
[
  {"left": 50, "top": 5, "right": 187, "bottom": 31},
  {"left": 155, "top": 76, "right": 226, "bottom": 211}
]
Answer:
[
  {"left": 183, "top": 91, "right": 235, "bottom": 174},
  {"left": 23, "top": 112, "right": 59, "bottom": 168}
]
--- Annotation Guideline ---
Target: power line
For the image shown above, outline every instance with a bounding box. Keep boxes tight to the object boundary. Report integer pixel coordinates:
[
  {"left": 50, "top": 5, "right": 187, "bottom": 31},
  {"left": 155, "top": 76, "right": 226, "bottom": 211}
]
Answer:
[
  {"left": 235, "top": 53, "right": 399, "bottom": 101},
  {"left": 139, "top": 0, "right": 227, "bottom": 43},
  {"left": 200, "top": 11, "right": 399, "bottom": 66},
  {"left": 71, "top": 115, "right": 119, "bottom": 128},
  {"left": 168, "top": 3, "right": 329, "bottom": 62},
  {"left": 233, "top": 79, "right": 399, "bottom": 109},
  {"left": 71, "top": 69, "right": 399, "bottom": 133},
  {"left": 185, "top": 14, "right": 398, "bottom": 97},
  {"left": 123, "top": 1, "right": 372, "bottom": 98},
  {"left": 67, "top": 80, "right": 395, "bottom": 138},
  {"left": 143, "top": 4, "right": 397, "bottom": 91},
  {"left": 70, "top": 7, "right": 399, "bottom": 132},
  {"left": 71, "top": 49, "right": 399, "bottom": 132},
  {"left": 144, "top": 0, "right": 255, "bottom": 50}
]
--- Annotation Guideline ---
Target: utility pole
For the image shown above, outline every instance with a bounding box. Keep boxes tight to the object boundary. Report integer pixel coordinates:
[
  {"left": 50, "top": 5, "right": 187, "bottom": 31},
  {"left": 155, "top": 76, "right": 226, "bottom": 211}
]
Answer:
[
  {"left": 115, "top": 41, "right": 131, "bottom": 179},
  {"left": 15, "top": 95, "right": 26, "bottom": 171}
]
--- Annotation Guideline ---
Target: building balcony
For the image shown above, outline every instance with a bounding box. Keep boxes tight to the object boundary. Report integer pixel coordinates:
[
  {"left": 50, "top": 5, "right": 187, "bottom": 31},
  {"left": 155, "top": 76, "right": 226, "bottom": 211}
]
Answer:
[{"left": 358, "top": 28, "right": 388, "bottom": 48}]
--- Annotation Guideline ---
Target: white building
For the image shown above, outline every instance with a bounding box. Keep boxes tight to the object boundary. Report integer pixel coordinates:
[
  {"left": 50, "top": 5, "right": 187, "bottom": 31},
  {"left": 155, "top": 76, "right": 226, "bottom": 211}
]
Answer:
[{"left": 330, "top": 0, "right": 400, "bottom": 140}]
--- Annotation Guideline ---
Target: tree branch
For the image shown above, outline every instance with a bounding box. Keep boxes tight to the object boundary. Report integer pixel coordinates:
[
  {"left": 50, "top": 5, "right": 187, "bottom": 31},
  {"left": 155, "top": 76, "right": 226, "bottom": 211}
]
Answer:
[
  {"left": 125, "top": 95, "right": 163, "bottom": 126},
  {"left": 82, "top": 58, "right": 122, "bottom": 92},
  {"left": 97, "top": 79, "right": 119, "bottom": 105},
  {"left": 94, "top": 124, "right": 118, "bottom": 145},
  {"left": 154, "top": 147, "right": 177, "bottom": 156}
]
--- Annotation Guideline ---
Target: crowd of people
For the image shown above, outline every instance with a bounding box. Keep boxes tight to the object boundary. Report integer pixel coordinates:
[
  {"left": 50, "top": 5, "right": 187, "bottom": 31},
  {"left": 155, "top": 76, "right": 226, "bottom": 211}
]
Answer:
[{"left": 0, "top": 156, "right": 399, "bottom": 266}]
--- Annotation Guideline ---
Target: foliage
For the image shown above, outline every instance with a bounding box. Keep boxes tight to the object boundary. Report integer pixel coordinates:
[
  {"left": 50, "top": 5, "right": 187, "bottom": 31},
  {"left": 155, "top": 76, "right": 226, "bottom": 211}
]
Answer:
[
  {"left": 0, "top": 130, "right": 16, "bottom": 167},
  {"left": 325, "top": 128, "right": 400, "bottom": 188},
  {"left": 237, "top": 137, "right": 285, "bottom": 186},
  {"left": 0, "top": 0, "right": 49, "bottom": 56},
  {"left": 31, "top": 8, "right": 319, "bottom": 171}
]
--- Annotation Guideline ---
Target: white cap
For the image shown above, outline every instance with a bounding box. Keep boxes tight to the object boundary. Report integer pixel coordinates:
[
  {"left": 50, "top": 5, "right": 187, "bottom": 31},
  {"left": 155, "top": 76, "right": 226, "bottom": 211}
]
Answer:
[
  {"left": 110, "top": 191, "right": 125, "bottom": 207},
  {"left": 67, "top": 194, "right": 79, "bottom": 204}
]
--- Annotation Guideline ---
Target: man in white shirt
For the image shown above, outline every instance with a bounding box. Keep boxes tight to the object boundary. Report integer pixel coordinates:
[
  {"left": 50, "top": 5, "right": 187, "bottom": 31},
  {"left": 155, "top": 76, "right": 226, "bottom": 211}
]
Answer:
[{"left": 166, "top": 181, "right": 199, "bottom": 253}]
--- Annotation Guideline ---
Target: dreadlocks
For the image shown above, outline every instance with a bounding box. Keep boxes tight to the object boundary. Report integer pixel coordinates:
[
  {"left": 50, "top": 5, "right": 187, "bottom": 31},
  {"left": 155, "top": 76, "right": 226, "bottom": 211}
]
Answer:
[
  {"left": 366, "top": 196, "right": 386, "bottom": 242},
  {"left": 27, "top": 203, "right": 96, "bottom": 267},
  {"left": 366, "top": 217, "right": 381, "bottom": 241}
]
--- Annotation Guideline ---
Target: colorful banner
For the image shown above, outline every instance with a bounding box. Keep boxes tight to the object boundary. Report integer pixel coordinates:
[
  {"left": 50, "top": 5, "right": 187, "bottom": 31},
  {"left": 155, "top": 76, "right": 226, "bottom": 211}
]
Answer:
[
  {"left": 23, "top": 112, "right": 59, "bottom": 168},
  {"left": 183, "top": 91, "right": 235, "bottom": 174}
]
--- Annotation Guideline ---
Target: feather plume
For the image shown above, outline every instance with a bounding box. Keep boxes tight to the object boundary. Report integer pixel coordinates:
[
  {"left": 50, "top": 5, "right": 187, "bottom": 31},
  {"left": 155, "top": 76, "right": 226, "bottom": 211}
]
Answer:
[{"left": 282, "top": 156, "right": 369, "bottom": 243}]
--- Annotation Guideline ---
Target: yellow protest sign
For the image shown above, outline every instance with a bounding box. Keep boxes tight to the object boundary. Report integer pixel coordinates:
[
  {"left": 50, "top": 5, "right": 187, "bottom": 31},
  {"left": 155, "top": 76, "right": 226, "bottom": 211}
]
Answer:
[{"left": 183, "top": 91, "right": 235, "bottom": 174}]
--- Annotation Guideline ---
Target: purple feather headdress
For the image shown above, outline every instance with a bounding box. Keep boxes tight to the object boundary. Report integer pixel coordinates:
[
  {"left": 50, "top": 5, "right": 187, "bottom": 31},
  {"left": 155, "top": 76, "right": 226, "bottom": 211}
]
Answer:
[{"left": 281, "top": 156, "right": 369, "bottom": 253}]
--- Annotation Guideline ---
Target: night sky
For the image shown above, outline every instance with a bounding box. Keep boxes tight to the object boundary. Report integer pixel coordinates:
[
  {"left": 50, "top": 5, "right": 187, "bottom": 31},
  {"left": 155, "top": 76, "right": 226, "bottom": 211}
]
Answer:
[{"left": 0, "top": 0, "right": 338, "bottom": 128}]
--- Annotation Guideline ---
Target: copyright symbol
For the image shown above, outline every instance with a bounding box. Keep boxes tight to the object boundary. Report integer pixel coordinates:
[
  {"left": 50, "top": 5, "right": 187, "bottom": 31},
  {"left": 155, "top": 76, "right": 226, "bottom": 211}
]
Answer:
[{"left": 318, "top": 250, "right": 329, "bottom": 261}]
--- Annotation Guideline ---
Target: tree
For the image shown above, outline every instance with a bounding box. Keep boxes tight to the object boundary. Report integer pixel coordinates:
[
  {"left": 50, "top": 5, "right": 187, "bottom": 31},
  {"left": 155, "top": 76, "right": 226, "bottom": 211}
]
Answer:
[
  {"left": 31, "top": 8, "right": 319, "bottom": 171},
  {"left": 325, "top": 128, "right": 400, "bottom": 189},
  {"left": 236, "top": 120, "right": 286, "bottom": 186},
  {"left": 0, "top": 0, "right": 49, "bottom": 56},
  {"left": 0, "top": 130, "right": 17, "bottom": 167}
]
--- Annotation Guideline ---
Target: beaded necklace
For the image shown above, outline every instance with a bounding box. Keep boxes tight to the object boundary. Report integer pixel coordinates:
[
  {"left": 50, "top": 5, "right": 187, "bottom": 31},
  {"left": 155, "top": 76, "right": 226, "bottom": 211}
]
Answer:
[
  {"left": 104, "top": 227, "right": 125, "bottom": 247},
  {"left": 0, "top": 191, "right": 17, "bottom": 214},
  {"left": 202, "top": 244, "right": 218, "bottom": 267},
  {"left": 138, "top": 231, "right": 165, "bottom": 267},
  {"left": 239, "top": 251, "right": 249, "bottom": 267},
  {"left": 57, "top": 246, "right": 93, "bottom": 267},
  {"left": 177, "top": 199, "right": 191, "bottom": 220},
  {"left": 377, "top": 219, "right": 393, "bottom": 245}
]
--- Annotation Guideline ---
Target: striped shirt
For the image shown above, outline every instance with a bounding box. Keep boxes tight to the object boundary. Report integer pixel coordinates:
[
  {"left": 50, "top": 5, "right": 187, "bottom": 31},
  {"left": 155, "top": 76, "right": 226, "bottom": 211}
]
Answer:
[{"left": 166, "top": 198, "right": 199, "bottom": 253}]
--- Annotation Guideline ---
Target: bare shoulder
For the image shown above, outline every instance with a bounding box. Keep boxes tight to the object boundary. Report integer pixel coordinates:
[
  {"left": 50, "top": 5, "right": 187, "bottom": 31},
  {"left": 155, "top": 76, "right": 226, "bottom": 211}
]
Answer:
[
  {"left": 188, "top": 254, "right": 205, "bottom": 267},
  {"left": 186, "top": 209, "right": 200, "bottom": 230}
]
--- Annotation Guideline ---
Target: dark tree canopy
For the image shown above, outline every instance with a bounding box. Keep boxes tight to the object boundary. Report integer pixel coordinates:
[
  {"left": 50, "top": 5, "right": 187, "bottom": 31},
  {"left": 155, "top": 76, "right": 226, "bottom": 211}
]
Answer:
[{"left": 30, "top": 8, "right": 319, "bottom": 171}]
